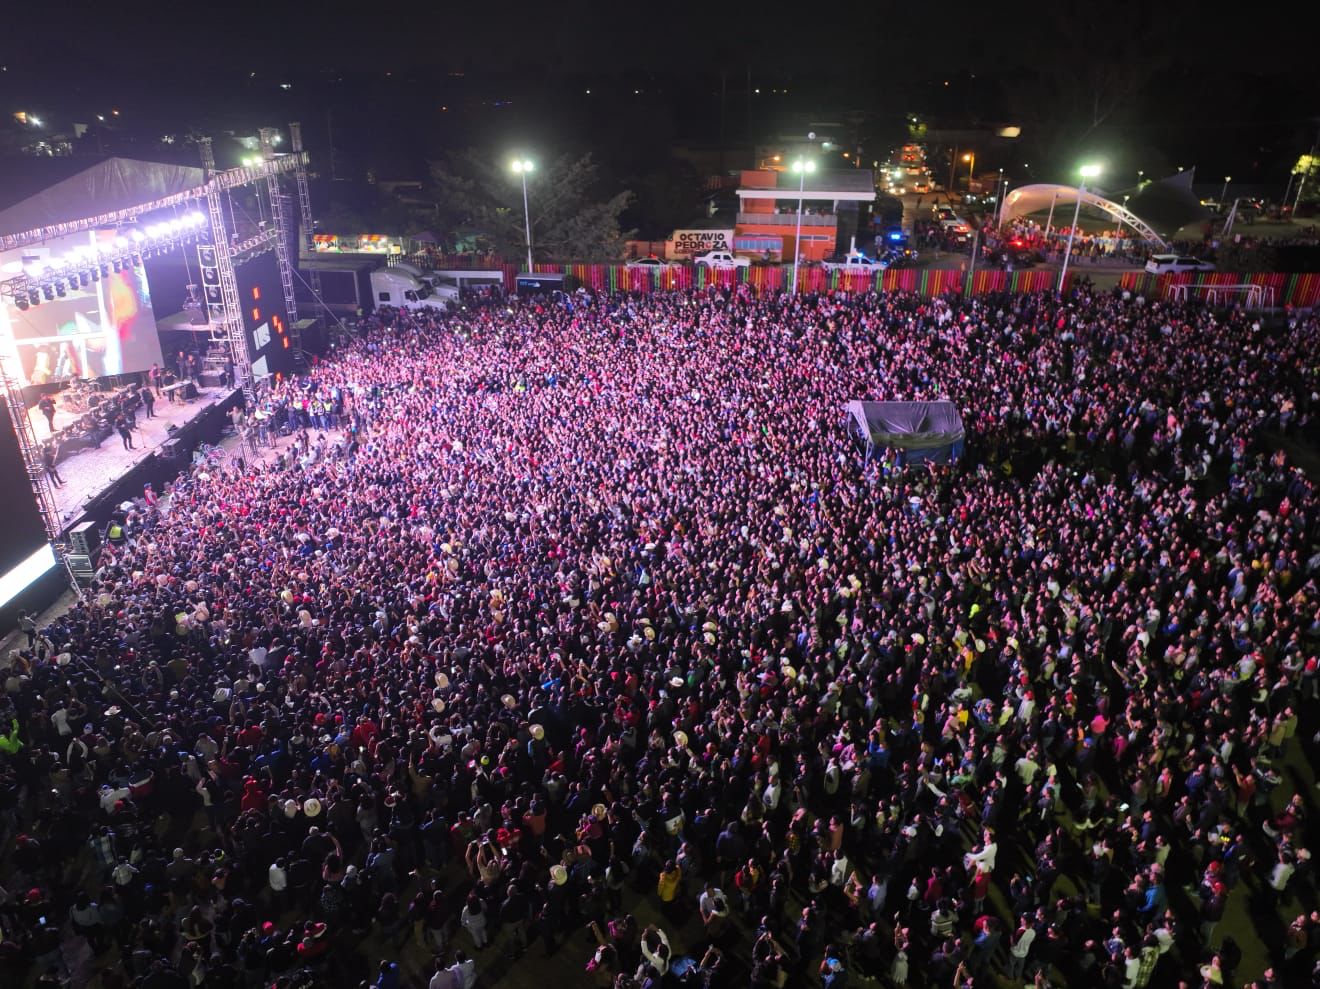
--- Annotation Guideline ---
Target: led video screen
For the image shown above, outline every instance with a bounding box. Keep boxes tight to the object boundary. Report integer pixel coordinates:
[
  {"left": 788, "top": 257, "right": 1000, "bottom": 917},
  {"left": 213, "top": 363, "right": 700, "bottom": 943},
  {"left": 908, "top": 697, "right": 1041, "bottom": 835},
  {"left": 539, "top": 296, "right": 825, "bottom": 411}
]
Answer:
[{"left": 0, "top": 230, "right": 165, "bottom": 386}]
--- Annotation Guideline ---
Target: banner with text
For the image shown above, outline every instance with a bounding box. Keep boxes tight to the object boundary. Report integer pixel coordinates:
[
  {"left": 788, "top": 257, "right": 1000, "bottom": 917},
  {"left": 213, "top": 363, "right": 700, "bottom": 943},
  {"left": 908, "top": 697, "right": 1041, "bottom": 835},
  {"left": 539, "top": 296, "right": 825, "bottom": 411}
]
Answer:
[{"left": 667, "top": 229, "right": 735, "bottom": 260}]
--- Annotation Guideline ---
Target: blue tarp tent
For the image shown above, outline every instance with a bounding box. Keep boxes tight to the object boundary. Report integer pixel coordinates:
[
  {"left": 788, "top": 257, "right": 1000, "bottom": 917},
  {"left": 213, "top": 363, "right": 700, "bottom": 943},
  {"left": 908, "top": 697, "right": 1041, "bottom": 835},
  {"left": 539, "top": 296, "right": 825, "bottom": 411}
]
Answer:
[{"left": 844, "top": 400, "right": 965, "bottom": 464}]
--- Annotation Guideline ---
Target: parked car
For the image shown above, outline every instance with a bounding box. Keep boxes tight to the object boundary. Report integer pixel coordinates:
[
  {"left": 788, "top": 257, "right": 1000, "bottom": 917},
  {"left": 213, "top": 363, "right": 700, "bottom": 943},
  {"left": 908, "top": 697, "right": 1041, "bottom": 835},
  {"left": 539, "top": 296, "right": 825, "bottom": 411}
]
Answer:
[
  {"left": 694, "top": 250, "right": 750, "bottom": 269},
  {"left": 626, "top": 256, "right": 679, "bottom": 269},
  {"left": 821, "top": 251, "right": 888, "bottom": 272},
  {"left": 1144, "top": 254, "right": 1215, "bottom": 274}
]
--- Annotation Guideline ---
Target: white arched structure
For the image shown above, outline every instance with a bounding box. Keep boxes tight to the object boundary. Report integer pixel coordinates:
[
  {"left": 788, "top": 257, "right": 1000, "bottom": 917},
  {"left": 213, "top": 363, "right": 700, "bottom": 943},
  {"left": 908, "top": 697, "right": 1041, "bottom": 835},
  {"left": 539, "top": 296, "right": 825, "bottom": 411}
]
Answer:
[{"left": 999, "top": 183, "right": 1169, "bottom": 249}]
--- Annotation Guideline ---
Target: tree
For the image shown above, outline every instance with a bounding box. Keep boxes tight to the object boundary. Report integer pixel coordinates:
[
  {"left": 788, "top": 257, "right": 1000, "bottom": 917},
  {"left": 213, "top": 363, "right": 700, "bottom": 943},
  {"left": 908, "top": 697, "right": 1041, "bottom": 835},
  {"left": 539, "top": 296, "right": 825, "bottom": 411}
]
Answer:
[
  {"left": 428, "top": 150, "right": 634, "bottom": 261},
  {"left": 1291, "top": 154, "right": 1319, "bottom": 207}
]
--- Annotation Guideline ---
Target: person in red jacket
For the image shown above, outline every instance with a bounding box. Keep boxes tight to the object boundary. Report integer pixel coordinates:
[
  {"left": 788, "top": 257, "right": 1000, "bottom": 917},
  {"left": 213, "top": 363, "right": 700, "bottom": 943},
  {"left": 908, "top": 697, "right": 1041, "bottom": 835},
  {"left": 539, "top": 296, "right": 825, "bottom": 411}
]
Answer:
[{"left": 240, "top": 777, "right": 268, "bottom": 815}]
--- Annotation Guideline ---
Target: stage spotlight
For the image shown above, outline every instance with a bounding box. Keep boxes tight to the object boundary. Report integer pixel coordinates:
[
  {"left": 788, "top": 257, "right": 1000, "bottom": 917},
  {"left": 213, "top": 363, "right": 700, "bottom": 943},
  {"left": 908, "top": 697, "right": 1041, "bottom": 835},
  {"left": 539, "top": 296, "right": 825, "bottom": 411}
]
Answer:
[
  {"left": 42, "top": 284, "right": 54, "bottom": 301},
  {"left": 89, "top": 267, "right": 100, "bottom": 282},
  {"left": 28, "top": 290, "right": 40, "bottom": 307},
  {"left": 130, "top": 230, "right": 146, "bottom": 243},
  {"left": 54, "top": 280, "right": 67, "bottom": 297},
  {"left": 15, "top": 296, "right": 29, "bottom": 311},
  {"left": 114, "top": 235, "right": 129, "bottom": 249},
  {"left": 68, "top": 273, "right": 81, "bottom": 289},
  {"left": 132, "top": 253, "right": 142, "bottom": 267},
  {"left": 99, "top": 263, "right": 110, "bottom": 277}
]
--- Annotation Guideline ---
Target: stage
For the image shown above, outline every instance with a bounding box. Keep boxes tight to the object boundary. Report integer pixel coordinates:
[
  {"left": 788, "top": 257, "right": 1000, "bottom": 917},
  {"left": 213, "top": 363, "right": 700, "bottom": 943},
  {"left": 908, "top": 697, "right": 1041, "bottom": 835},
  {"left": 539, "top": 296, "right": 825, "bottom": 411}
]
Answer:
[{"left": 29, "top": 383, "right": 241, "bottom": 532}]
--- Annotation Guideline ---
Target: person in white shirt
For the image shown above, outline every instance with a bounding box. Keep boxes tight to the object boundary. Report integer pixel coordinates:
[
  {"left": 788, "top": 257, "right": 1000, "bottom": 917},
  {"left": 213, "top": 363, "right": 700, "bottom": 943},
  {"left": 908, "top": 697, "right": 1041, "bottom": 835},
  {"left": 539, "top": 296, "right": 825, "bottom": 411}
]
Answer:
[
  {"left": 1015, "top": 750, "right": 1041, "bottom": 786},
  {"left": 448, "top": 951, "right": 476, "bottom": 989},
  {"left": 1007, "top": 922, "right": 1036, "bottom": 981},
  {"left": 964, "top": 830, "right": 998, "bottom": 875},
  {"left": 763, "top": 775, "right": 781, "bottom": 811},
  {"left": 428, "top": 962, "right": 455, "bottom": 989},
  {"left": 51, "top": 706, "right": 72, "bottom": 737},
  {"left": 268, "top": 858, "right": 289, "bottom": 909},
  {"left": 111, "top": 859, "right": 138, "bottom": 888}
]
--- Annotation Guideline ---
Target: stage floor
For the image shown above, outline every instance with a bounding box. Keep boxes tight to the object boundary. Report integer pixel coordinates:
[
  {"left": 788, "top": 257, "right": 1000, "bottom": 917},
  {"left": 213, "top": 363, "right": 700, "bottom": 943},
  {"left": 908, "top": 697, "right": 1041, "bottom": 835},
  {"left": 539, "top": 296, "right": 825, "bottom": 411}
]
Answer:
[{"left": 29, "top": 385, "right": 239, "bottom": 531}]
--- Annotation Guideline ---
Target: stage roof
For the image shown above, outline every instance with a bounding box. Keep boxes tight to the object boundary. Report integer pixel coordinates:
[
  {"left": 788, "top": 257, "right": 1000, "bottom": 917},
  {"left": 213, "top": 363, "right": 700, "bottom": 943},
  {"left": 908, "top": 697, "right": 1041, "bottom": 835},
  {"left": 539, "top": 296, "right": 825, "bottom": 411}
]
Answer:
[{"left": 0, "top": 157, "right": 207, "bottom": 239}]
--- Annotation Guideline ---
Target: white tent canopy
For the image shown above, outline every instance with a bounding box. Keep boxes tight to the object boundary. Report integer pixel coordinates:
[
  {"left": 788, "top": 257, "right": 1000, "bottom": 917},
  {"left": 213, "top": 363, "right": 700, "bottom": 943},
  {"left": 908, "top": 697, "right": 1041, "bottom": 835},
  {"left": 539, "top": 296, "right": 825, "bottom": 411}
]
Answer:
[{"left": 998, "top": 183, "right": 1168, "bottom": 249}]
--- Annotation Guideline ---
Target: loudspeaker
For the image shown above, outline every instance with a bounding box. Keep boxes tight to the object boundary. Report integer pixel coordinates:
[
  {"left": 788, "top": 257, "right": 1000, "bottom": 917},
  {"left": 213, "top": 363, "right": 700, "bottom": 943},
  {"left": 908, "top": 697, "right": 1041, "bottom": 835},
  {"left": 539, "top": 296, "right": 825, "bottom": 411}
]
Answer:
[
  {"left": 69, "top": 520, "right": 100, "bottom": 557},
  {"left": 161, "top": 437, "right": 187, "bottom": 461}
]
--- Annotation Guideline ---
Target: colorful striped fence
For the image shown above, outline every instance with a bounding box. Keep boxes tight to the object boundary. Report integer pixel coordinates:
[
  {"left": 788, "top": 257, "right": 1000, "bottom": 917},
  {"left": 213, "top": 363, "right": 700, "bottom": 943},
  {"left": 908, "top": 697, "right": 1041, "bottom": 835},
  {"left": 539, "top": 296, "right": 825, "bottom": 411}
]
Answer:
[
  {"left": 1118, "top": 271, "right": 1320, "bottom": 308},
  {"left": 516, "top": 264, "right": 1069, "bottom": 297}
]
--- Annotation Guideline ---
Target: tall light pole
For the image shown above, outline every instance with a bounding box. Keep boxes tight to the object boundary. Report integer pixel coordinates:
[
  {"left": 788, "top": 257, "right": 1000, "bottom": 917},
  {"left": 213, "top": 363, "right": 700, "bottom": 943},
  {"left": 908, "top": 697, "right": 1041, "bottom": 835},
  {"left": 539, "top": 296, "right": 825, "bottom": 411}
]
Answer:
[
  {"left": 791, "top": 158, "right": 816, "bottom": 295},
  {"left": 1059, "top": 164, "right": 1101, "bottom": 293},
  {"left": 994, "top": 169, "right": 1007, "bottom": 227},
  {"left": 962, "top": 152, "right": 975, "bottom": 193},
  {"left": 1220, "top": 175, "right": 1232, "bottom": 209},
  {"left": 511, "top": 158, "right": 534, "bottom": 270}
]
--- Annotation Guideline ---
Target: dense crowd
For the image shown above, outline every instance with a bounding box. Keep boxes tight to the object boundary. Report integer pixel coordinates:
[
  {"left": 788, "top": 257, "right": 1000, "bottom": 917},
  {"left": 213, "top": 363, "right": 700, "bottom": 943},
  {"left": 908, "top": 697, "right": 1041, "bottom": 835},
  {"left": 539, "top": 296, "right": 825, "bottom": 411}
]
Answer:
[{"left": 2, "top": 283, "right": 1320, "bottom": 989}]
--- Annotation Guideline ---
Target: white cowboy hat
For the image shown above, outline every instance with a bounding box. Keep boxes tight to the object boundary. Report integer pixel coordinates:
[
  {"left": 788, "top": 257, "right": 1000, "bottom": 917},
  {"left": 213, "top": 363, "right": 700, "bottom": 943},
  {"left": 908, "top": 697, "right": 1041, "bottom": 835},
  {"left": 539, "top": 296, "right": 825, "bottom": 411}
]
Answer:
[
  {"left": 501, "top": 694, "right": 518, "bottom": 709},
  {"left": 431, "top": 698, "right": 446, "bottom": 714},
  {"left": 303, "top": 797, "right": 322, "bottom": 817},
  {"left": 434, "top": 671, "right": 450, "bottom": 689},
  {"left": 673, "top": 730, "right": 689, "bottom": 749},
  {"left": 529, "top": 724, "right": 545, "bottom": 741},
  {"left": 550, "top": 864, "right": 569, "bottom": 886}
]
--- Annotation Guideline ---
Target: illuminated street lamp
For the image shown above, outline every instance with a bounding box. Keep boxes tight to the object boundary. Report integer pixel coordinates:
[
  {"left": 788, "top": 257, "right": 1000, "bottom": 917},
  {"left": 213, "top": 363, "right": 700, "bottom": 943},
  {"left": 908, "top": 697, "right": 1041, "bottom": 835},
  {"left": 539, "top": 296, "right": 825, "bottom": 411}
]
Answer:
[
  {"left": 791, "top": 159, "right": 816, "bottom": 295},
  {"left": 1220, "top": 175, "right": 1232, "bottom": 207},
  {"left": 511, "top": 158, "right": 535, "bottom": 270},
  {"left": 962, "top": 151, "right": 975, "bottom": 191},
  {"left": 1059, "top": 164, "right": 1102, "bottom": 293}
]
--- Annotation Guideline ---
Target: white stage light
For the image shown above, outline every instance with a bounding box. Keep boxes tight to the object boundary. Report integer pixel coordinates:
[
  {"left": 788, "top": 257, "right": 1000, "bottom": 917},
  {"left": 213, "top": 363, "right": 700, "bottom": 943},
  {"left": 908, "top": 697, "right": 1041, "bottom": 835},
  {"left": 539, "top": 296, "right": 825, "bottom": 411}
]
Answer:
[{"left": 131, "top": 230, "right": 146, "bottom": 242}]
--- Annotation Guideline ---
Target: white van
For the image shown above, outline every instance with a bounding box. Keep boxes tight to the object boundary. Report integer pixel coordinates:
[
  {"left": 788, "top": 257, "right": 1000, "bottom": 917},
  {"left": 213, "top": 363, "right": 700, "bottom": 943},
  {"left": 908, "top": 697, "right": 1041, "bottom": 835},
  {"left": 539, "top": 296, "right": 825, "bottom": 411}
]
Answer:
[{"left": 1144, "top": 254, "right": 1215, "bottom": 274}]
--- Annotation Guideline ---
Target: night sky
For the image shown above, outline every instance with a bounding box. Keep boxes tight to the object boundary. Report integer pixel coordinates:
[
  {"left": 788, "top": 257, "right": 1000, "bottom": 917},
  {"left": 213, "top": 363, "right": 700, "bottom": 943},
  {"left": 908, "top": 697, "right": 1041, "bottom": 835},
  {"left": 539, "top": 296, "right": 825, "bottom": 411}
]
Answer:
[{"left": 2, "top": 1, "right": 1317, "bottom": 190}]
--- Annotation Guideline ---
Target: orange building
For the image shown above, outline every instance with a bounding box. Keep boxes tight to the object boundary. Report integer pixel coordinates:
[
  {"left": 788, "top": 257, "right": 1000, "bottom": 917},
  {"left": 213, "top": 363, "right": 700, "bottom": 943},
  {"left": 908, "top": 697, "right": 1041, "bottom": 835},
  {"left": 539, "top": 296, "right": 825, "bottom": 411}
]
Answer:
[{"left": 733, "top": 169, "right": 876, "bottom": 262}]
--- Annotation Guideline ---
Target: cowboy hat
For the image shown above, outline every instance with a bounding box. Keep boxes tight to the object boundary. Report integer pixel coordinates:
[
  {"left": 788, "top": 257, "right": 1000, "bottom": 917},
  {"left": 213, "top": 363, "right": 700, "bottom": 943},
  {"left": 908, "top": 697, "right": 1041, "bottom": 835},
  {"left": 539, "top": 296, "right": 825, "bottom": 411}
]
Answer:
[
  {"left": 550, "top": 864, "right": 569, "bottom": 886},
  {"left": 672, "top": 730, "right": 689, "bottom": 749},
  {"left": 501, "top": 694, "right": 518, "bottom": 709},
  {"left": 431, "top": 698, "right": 446, "bottom": 714},
  {"left": 282, "top": 799, "right": 299, "bottom": 818},
  {"left": 669, "top": 676, "right": 684, "bottom": 689},
  {"left": 302, "top": 797, "right": 322, "bottom": 817},
  {"left": 591, "top": 803, "right": 607, "bottom": 821},
  {"left": 434, "top": 671, "right": 450, "bottom": 689},
  {"left": 529, "top": 724, "right": 545, "bottom": 741}
]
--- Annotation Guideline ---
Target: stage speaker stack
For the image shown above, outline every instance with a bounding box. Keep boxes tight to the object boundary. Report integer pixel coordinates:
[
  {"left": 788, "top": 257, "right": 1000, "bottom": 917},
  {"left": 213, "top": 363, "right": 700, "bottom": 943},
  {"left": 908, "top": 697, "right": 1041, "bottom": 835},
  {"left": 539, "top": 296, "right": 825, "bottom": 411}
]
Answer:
[
  {"left": 161, "top": 437, "right": 187, "bottom": 461},
  {"left": 69, "top": 520, "right": 101, "bottom": 557}
]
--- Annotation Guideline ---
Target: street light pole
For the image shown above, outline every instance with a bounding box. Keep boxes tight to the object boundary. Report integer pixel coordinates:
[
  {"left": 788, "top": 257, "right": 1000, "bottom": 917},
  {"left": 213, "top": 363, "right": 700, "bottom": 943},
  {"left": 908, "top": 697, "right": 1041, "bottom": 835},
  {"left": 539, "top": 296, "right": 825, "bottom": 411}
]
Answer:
[
  {"left": 1220, "top": 176, "right": 1231, "bottom": 209},
  {"left": 1059, "top": 164, "right": 1101, "bottom": 293},
  {"left": 1044, "top": 190, "right": 1058, "bottom": 238},
  {"left": 962, "top": 152, "right": 975, "bottom": 194},
  {"left": 511, "top": 159, "right": 534, "bottom": 270},
  {"left": 791, "top": 158, "right": 816, "bottom": 295}
]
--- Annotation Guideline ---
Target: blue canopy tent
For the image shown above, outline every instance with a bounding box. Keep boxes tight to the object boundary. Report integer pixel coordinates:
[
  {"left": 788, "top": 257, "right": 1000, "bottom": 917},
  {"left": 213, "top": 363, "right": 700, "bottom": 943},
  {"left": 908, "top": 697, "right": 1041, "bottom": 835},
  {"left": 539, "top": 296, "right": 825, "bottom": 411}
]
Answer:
[{"left": 844, "top": 400, "right": 965, "bottom": 465}]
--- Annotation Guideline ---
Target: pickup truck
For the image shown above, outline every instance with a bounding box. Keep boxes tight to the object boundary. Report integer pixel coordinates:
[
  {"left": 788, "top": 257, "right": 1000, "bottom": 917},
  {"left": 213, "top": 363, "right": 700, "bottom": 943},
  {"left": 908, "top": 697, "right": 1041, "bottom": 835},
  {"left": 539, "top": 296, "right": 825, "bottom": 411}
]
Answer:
[
  {"left": 821, "top": 251, "right": 887, "bottom": 272},
  {"left": 693, "top": 250, "right": 750, "bottom": 269}
]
